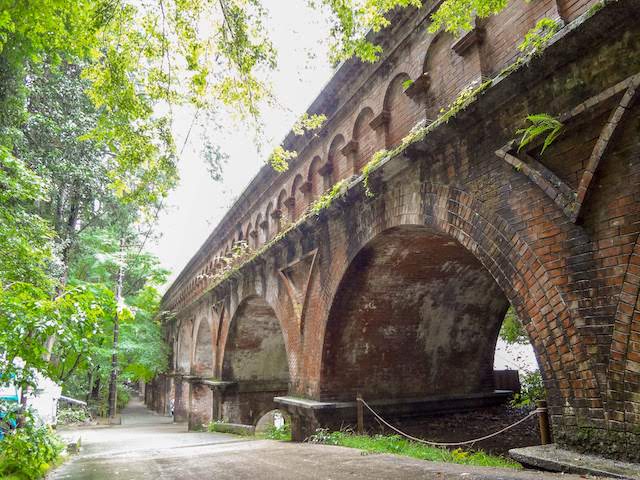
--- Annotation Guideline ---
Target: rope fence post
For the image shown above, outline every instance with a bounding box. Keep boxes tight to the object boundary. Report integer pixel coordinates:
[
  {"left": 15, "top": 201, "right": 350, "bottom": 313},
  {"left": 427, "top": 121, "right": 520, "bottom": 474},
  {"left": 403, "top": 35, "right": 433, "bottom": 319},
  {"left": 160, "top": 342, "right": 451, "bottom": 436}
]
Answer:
[
  {"left": 356, "top": 393, "right": 364, "bottom": 435},
  {"left": 536, "top": 400, "right": 551, "bottom": 445}
]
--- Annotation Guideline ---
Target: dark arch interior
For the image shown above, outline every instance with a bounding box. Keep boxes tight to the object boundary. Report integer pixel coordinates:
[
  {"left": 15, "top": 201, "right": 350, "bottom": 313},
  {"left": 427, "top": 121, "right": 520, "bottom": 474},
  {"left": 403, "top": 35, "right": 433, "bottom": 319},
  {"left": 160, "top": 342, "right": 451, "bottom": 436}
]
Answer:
[
  {"left": 222, "top": 296, "right": 290, "bottom": 383},
  {"left": 320, "top": 225, "right": 510, "bottom": 401},
  {"left": 193, "top": 319, "right": 214, "bottom": 377}
]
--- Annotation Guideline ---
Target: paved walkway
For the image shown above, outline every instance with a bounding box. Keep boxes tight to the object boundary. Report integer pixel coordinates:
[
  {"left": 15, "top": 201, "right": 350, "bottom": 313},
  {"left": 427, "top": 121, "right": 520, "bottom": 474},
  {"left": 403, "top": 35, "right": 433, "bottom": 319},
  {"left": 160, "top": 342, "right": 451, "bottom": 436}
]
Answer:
[{"left": 51, "top": 398, "right": 603, "bottom": 480}]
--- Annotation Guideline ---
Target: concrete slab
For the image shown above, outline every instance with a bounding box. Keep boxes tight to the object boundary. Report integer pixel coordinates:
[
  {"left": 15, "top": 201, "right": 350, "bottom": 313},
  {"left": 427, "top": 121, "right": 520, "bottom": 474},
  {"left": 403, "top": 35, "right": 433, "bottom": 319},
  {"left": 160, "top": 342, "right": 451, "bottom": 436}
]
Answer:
[{"left": 509, "top": 444, "right": 640, "bottom": 479}]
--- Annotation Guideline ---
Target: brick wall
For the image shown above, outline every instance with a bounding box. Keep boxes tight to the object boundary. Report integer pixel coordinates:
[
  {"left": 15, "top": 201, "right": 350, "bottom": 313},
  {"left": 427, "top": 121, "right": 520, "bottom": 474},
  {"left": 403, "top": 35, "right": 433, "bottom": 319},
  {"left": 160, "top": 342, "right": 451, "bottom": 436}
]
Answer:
[{"left": 153, "top": 0, "right": 640, "bottom": 461}]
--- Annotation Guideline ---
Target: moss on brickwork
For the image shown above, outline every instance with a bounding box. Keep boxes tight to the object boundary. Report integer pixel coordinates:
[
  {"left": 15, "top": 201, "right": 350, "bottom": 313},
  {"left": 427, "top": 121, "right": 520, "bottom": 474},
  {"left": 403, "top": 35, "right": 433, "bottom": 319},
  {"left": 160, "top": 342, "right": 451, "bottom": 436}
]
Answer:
[{"left": 556, "top": 425, "right": 640, "bottom": 463}]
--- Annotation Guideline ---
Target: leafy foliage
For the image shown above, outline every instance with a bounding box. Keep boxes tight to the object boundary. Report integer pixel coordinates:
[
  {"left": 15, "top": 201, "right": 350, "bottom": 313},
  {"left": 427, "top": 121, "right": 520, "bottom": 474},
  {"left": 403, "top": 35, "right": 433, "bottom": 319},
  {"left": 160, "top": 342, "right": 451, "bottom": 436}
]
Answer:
[
  {"left": 310, "top": 179, "right": 348, "bottom": 213},
  {"left": 263, "top": 423, "right": 292, "bottom": 441},
  {"left": 268, "top": 146, "right": 299, "bottom": 173},
  {"left": 311, "top": 0, "right": 423, "bottom": 64},
  {"left": 517, "top": 18, "right": 562, "bottom": 56},
  {"left": 511, "top": 371, "right": 545, "bottom": 408},
  {"left": 429, "top": 0, "right": 509, "bottom": 35},
  {"left": 55, "top": 407, "right": 91, "bottom": 426},
  {"left": 0, "top": 416, "right": 63, "bottom": 480},
  {"left": 516, "top": 113, "right": 564, "bottom": 154},
  {"left": 499, "top": 307, "right": 528, "bottom": 344}
]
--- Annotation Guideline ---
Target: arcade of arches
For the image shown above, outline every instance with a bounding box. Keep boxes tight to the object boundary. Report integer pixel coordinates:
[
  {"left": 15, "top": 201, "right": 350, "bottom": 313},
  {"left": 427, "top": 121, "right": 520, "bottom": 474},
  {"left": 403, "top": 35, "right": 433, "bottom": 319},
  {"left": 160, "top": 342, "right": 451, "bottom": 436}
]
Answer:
[{"left": 145, "top": 1, "right": 640, "bottom": 462}]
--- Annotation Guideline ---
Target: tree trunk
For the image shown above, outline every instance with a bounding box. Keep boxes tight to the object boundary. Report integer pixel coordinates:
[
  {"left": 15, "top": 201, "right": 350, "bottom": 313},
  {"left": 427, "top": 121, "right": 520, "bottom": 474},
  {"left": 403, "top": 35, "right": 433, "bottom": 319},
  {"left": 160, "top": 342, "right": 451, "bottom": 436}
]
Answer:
[{"left": 107, "top": 239, "right": 126, "bottom": 418}]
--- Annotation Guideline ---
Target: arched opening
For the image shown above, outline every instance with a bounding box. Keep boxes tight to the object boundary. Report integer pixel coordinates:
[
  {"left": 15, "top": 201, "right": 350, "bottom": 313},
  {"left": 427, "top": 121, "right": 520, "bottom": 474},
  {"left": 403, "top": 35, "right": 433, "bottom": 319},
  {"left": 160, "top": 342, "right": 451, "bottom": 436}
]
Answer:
[
  {"left": 318, "top": 224, "right": 547, "bottom": 451},
  {"left": 264, "top": 203, "right": 273, "bottom": 241},
  {"left": 328, "top": 134, "right": 346, "bottom": 182},
  {"left": 219, "top": 296, "right": 290, "bottom": 425},
  {"left": 383, "top": 73, "right": 417, "bottom": 147},
  {"left": 192, "top": 318, "right": 214, "bottom": 377},
  {"left": 320, "top": 225, "right": 513, "bottom": 401},
  {"left": 352, "top": 107, "right": 376, "bottom": 172},
  {"left": 223, "top": 296, "right": 289, "bottom": 383},
  {"left": 176, "top": 320, "right": 192, "bottom": 374},
  {"left": 290, "top": 174, "right": 305, "bottom": 219},
  {"left": 276, "top": 189, "right": 288, "bottom": 231},
  {"left": 254, "top": 213, "right": 263, "bottom": 247},
  {"left": 255, "top": 409, "right": 289, "bottom": 434},
  {"left": 307, "top": 156, "right": 322, "bottom": 201},
  {"left": 423, "top": 33, "right": 462, "bottom": 120}
]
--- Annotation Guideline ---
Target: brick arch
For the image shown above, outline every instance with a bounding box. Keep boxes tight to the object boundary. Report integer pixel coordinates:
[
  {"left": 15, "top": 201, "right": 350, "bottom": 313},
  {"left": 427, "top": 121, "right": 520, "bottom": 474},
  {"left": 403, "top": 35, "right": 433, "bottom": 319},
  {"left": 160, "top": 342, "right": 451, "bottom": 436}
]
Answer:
[
  {"left": 254, "top": 213, "right": 263, "bottom": 247},
  {"left": 352, "top": 107, "right": 376, "bottom": 173},
  {"left": 423, "top": 31, "right": 462, "bottom": 119},
  {"left": 264, "top": 202, "right": 273, "bottom": 241},
  {"left": 291, "top": 173, "right": 305, "bottom": 219},
  {"left": 276, "top": 188, "right": 288, "bottom": 231},
  {"left": 176, "top": 317, "right": 194, "bottom": 374},
  {"left": 328, "top": 134, "right": 346, "bottom": 181},
  {"left": 218, "top": 292, "right": 291, "bottom": 386},
  {"left": 191, "top": 314, "right": 215, "bottom": 377},
  {"left": 307, "top": 156, "right": 323, "bottom": 200},
  {"left": 318, "top": 224, "right": 511, "bottom": 402},
  {"left": 303, "top": 184, "right": 601, "bottom": 420},
  {"left": 383, "top": 72, "right": 415, "bottom": 147},
  {"left": 607, "top": 232, "right": 640, "bottom": 424}
]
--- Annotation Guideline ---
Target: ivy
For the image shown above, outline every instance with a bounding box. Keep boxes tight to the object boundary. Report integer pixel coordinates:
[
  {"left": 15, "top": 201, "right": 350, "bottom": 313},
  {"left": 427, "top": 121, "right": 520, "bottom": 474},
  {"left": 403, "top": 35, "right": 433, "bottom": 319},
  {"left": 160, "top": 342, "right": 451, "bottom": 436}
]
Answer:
[
  {"left": 310, "top": 179, "right": 348, "bottom": 213},
  {"left": 362, "top": 150, "right": 389, "bottom": 197},
  {"left": 517, "top": 18, "right": 562, "bottom": 57}
]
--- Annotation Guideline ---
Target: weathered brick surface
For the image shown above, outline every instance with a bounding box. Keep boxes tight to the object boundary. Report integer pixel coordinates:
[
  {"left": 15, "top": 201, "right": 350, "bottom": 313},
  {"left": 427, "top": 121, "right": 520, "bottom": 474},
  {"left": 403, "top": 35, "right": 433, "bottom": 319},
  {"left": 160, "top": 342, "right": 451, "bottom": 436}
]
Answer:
[{"left": 146, "top": 0, "right": 640, "bottom": 461}]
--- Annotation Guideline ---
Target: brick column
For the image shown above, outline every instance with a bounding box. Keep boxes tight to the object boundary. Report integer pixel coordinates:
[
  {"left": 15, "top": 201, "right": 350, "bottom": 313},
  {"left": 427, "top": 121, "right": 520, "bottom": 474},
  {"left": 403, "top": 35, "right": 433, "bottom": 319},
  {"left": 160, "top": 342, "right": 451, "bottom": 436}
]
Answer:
[
  {"left": 188, "top": 380, "right": 214, "bottom": 431},
  {"left": 173, "top": 375, "right": 190, "bottom": 423}
]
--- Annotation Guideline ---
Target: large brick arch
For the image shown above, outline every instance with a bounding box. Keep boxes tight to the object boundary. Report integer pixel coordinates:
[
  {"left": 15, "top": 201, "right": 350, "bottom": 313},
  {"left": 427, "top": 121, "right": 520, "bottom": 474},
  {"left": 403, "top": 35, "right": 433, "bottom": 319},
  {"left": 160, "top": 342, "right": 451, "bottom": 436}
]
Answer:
[
  {"left": 301, "top": 183, "right": 600, "bottom": 427},
  {"left": 217, "top": 293, "right": 291, "bottom": 425},
  {"left": 318, "top": 224, "right": 511, "bottom": 402},
  {"left": 607, "top": 233, "right": 640, "bottom": 426},
  {"left": 191, "top": 315, "right": 215, "bottom": 377},
  {"left": 176, "top": 317, "right": 193, "bottom": 374}
]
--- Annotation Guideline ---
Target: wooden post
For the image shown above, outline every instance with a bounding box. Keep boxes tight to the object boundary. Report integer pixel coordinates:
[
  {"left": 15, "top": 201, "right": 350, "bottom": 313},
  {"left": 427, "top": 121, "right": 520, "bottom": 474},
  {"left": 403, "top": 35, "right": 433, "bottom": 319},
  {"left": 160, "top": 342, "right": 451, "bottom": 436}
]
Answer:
[
  {"left": 536, "top": 400, "right": 551, "bottom": 445},
  {"left": 356, "top": 393, "right": 364, "bottom": 435}
]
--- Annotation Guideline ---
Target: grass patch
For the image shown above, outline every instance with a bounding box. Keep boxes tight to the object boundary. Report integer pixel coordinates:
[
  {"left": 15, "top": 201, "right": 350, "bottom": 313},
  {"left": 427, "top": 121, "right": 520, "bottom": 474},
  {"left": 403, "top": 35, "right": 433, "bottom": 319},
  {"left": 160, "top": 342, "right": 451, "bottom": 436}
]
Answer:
[
  {"left": 310, "top": 431, "right": 522, "bottom": 469},
  {"left": 257, "top": 424, "right": 292, "bottom": 441}
]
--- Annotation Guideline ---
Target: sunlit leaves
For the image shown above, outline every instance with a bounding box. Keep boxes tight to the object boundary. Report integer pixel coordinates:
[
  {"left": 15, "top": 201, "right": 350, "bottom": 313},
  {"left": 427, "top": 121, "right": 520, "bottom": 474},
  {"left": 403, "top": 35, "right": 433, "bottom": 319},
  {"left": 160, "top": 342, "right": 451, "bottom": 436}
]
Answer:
[
  {"left": 292, "top": 113, "right": 327, "bottom": 135},
  {"left": 312, "top": 0, "right": 422, "bottom": 64},
  {"left": 268, "top": 145, "right": 298, "bottom": 173},
  {"left": 429, "top": 0, "right": 509, "bottom": 35}
]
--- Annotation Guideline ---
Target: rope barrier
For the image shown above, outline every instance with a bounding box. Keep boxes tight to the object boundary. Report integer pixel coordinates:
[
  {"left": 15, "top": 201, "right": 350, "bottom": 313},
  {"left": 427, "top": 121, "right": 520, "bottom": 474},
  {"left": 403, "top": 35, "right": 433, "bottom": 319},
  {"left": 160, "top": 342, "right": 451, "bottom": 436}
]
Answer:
[{"left": 357, "top": 397, "right": 541, "bottom": 447}]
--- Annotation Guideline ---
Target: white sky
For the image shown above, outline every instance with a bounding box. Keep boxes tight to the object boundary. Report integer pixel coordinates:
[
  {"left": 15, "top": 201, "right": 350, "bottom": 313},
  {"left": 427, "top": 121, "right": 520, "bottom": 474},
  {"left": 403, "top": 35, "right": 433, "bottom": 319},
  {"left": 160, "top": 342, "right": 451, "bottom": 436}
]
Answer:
[{"left": 149, "top": 2, "right": 333, "bottom": 289}]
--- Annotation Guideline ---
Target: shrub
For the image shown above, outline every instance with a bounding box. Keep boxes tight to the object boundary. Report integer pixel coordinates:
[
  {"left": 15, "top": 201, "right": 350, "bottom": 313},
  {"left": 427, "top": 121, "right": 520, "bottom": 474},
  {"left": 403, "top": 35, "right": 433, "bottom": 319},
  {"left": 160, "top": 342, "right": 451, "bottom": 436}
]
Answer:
[
  {"left": 511, "top": 370, "right": 545, "bottom": 408},
  {"left": 264, "top": 423, "right": 291, "bottom": 441},
  {"left": 0, "top": 422, "right": 64, "bottom": 480},
  {"left": 56, "top": 407, "right": 90, "bottom": 426}
]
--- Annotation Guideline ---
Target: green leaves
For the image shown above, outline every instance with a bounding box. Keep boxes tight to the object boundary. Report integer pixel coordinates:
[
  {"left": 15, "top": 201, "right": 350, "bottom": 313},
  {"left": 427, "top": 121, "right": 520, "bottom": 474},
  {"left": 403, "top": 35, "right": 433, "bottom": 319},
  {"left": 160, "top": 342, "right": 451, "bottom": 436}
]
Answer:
[
  {"left": 516, "top": 113, "right": 564, "bottom": 155},
  {"left": 268, "top": 146, "right": 298, "bottom": 173},
  {"left": 292, "top": 113, "right": 327, "bottom": 136},
  {"left": 429, "top": 0, "right": 509, "bottom": 35},
  {"left": 517, "top": 18, "right": 561, "bottom": 56},
  {"left": 315, "top": 0, "right": 423, "bottom": 64}
]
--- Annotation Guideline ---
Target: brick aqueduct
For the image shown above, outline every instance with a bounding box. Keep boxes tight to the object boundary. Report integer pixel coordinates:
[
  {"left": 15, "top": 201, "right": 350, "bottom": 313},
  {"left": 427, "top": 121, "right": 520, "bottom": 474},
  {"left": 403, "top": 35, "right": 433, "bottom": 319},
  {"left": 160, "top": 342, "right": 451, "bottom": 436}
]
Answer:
[{"left": 145, "top": 0, "right": 640, "bottom": 460}]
